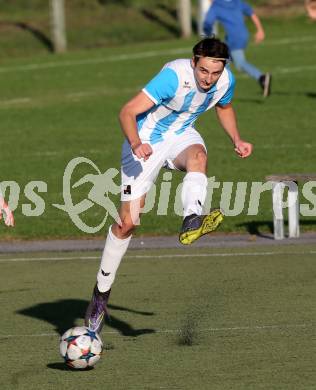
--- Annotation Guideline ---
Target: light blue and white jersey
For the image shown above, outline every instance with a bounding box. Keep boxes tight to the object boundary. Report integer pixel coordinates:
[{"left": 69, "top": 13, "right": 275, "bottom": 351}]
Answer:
[{"left": 138, "top": 59, "right": 235, "bottom": 144}]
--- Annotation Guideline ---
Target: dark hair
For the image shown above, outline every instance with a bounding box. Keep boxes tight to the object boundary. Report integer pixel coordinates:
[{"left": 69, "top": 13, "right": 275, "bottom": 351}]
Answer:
[{"left": 192, "top": 37, "right": 230, "bottom": 65}]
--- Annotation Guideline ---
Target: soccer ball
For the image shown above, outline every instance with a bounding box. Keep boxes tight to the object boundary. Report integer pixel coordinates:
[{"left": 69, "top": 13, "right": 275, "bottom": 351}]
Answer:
[{"left": 59, "top": 326, "right": 103, "bottom": 369}]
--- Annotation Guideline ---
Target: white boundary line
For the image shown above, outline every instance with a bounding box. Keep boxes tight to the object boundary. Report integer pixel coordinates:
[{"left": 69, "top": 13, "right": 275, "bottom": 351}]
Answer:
[
  {"left": 0, "top": 35, "right": 315, "bottom": 74},
  {"left": 0, "top": 250, "right": 316, "bottom": 263},
  {"left": 264, "top": 36, "right": 316, "bottom": 45},
  {"left": 0, "top": 48, "right": 190, "bottom": 74},
  {"left": 275, "top": 64, "right": 316, "bottom": 74},
  {"left": 0, "top": 63, "right": 315, "bottom": 109},
  {"left": 0, "top": 323, "right": 312, "bottom": 339}
]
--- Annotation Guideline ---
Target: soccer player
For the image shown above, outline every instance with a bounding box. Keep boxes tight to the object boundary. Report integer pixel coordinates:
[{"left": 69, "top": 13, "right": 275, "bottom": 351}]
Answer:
[
  {"left": 85, "top": 37, "right": 253, "bottom": 334},
  {"left": 203, "top": 0, "right": 272, "bottom": 98},
  {"left": 0, "top": 195, "right": 14, "bottom": 227}
]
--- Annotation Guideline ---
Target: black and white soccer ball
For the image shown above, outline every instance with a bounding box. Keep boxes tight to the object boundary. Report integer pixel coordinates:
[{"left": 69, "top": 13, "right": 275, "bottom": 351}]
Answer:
[{"left": 59, "top": 326, "right": 103, "bottom": 369}]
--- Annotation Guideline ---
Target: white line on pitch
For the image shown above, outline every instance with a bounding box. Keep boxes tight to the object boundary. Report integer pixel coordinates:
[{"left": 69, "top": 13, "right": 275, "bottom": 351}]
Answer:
[
  {"left": 0, "top": 323, "right": 312, "bottom": 339},
  {"left": 0, "top": 256, "right": 99, "bottom": 263},
  {"left": 264, "top": 36, "right": 316, "bottom": 45},
  {"left": 0, "top": 35, "right": 315, "bottom": 74},
  {"left": 1, "top": 62, "right": 315, "bottom": 110},
  {"left": 276, "top": 64, "right": 316, "bottom": 74},
  {"left": 0, "top": 250, "right": 316, "bottom": 263},
  {"left": 0, "top": 48, "right": 190, "bottom": 73}
]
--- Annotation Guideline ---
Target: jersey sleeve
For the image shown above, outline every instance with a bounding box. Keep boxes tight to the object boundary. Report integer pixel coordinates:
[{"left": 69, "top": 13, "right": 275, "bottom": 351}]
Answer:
[
  {"left": 142, "top": 67, "right": 179, "bottom": 105},
  {"left": 241, "top": 2, "right": 254, "bottom": 16},
  {"left": 217, "top": 70, "right": 236, "bottom": 106}
]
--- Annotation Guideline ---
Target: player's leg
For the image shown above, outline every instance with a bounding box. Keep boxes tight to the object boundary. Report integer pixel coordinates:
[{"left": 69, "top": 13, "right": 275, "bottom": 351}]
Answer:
[
  {"left": 85, "top": 196, "right": 146, "bottom": 334},
  {"left": 230, "top": 49, "right": 271, "bottom": 97},
  {"left": 172, "top": 143, "right": 223, "bottom": 244},
  {"left": 230, "top": 48, "right": 262, "bottom": 80},
  {"left": 173, "top": 143, "right": 208, "bottom": 214},
  {"left": 85, "top": 137, "right": 168, "bottom": 333}
]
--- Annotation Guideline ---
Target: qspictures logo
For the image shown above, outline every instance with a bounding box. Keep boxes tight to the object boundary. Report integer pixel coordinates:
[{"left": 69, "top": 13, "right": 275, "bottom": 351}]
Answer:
[
  {"left": 52, "top": 157, "right": 121, "bottom": 233},
  {"left": 1, "top": 157, "right": 316, "bottom": 233}
]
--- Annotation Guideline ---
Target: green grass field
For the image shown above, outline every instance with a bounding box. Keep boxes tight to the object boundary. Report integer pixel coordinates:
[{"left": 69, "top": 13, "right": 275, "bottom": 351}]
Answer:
[
  {"left": 0, "top": 1, "right": 301, "bottom": 59},
  {"left": 0, "top": 244, "right": 315, "bottom": 389},
  {"left": 1, "top": 15, "right": 316, "bottom": 239}
]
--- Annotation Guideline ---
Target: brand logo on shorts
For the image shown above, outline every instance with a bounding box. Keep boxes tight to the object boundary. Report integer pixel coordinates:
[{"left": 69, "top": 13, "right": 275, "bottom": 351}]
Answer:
[{"left": 123, "top": 185, "right": 132, "bottom": 195}]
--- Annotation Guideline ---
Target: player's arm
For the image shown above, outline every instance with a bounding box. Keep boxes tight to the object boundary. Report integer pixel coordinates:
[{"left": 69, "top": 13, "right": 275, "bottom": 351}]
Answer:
[
  {"left": 241, "top": 2, "right": 265, "bottom": 43},
  {"left": 250, "top": 13, "right": 265, "bottom": 43},
  {"left": 120, "top": 67, "right": 178, "bottom": 161},
  {"left": 215, "top": 103, "right": 253, "bottom": 158},
  {"left": 119, "top": 91, "right": 155, "bottom": 161}
]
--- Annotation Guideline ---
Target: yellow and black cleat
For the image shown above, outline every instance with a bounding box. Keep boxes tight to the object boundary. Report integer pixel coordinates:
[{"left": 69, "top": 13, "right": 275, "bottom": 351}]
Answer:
[{"left": 179, "top": 209, "right": 224, "bottom": 245}]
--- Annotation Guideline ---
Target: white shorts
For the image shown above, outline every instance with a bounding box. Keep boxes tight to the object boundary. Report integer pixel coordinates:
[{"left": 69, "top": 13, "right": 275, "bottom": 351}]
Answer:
[{"left": 121, "top": 128, "right": 206, "bottom": 201}]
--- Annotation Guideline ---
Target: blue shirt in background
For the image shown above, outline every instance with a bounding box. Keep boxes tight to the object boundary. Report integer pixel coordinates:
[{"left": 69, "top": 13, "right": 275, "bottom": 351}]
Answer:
[{"left": 203, "top": 0, "right": 253, "bottom": 51}]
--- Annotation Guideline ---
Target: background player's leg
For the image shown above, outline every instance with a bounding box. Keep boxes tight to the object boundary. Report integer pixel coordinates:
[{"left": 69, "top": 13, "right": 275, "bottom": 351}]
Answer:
[
  {"left": 230, "top": 49, "right": 262, "bottom": 81},
  {"left": 230, "top": 49, "right": 271, "bottom": 97}
]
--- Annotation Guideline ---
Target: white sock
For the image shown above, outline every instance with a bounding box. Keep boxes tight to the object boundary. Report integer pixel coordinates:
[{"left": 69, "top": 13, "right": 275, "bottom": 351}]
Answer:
[
  {"left": 181, "top": 172, "right": 207, "bottom": 218},
  {"left": 97, "top": 226, "right": 132, "bottom": 292}
]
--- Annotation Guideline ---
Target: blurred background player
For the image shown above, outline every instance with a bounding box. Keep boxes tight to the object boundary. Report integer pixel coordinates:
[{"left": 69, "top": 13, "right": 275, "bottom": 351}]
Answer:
[
  {"left": 85, "top": 37, "right": 253, "bottom": 335},
  {"left": 0, "top": 195, "right": 14, "bottom": 227},
  {"left": 203, "top": 0, "right": 272, "bottom": 98}
]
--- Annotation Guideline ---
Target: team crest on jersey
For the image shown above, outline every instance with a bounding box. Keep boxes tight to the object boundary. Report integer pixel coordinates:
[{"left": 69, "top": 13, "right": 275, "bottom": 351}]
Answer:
[{"left": 183, "top": 81, "right": 191, "bottom": 89}]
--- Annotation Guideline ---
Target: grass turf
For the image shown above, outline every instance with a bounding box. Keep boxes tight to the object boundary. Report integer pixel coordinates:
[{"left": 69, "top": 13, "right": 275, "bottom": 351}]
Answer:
[
  {"left": 0, "top": 16, "right": 316, "bottom": 239},
  {"left": 0, "top": 1, "right": 303, "bottom": 59},
  {"left": 0, "top": 244, "right": 315, "bottom": 389}
]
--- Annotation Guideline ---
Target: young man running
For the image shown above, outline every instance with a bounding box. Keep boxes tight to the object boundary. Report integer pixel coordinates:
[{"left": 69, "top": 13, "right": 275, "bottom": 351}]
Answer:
[
  {"left": 203, "top": 0, "right": 272, "bottom": 97},
  {"left": 85, "top": 37, "right": 253, "bottom": 334}
]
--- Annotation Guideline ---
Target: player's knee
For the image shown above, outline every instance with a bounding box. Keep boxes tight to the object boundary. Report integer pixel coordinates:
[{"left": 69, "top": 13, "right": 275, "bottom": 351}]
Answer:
[
  {"left": 119, "top": 219, "right": 136, "bottom": 237},
  {"left": 189, "top": 149, "right": 207, "bottom": 170},
  {"left": 196, "top": 150, "right": 207, "bottom": 164}
]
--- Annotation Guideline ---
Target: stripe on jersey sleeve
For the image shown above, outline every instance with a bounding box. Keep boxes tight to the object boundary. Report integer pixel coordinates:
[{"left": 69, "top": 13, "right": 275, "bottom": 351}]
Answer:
[
  {"left": 142, "top": 68, "right": 179, "bottom": 105},
  {"left": 217, "top": 69, "right": 236, "bottom": 106}
]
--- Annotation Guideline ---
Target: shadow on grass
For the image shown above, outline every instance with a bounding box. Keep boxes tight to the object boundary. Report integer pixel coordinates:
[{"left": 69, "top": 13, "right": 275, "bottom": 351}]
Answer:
[
  {"left": 47, "top": 362, "right": 95, "bottom": 371},
  {"left": 238, "top": 220, "right": 316, "bottom": 238},
  {"left": 157, "top": 3, "right": 199, "bottom": 35},
  {"left": 0, "top": 21, "right": 53, "bottom": 52},
  {"left": 17, "top": 299, "right": 155, "bottom": 337},
  {"left": 140, "top": 7, "right": 179, "bottom": 37},
  {"left": 237, "top": 220, "right": 274, "bottom": 238},
  {"left": 270, "top": 91, "right": 316, "bottom": 99}
]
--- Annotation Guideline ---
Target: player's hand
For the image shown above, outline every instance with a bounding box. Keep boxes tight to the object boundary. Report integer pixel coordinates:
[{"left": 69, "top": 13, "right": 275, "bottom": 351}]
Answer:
[
  {"left": 234, "top": 140, "right": 253, "bottom": 158},
  {"left": 132, "top": 142, "right": 153, "bottom": 161},
  {"left": 255, "top": 30, "right": 265, "bottom": 44},
  {"left": 0, "top": 198, "right": 15, "bottom": 227}
]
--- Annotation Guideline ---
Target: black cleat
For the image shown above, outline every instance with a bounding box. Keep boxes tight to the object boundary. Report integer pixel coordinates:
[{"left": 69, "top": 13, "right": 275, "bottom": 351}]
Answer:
[
  {"left": 259, "top": 73, "right": 272, "bottom": 98},
  {"left": 84, "top": 284, "right": 111, "bottom": 335},
  {"left": 179, "top": 209, "right": 224, "bottom": 245}
]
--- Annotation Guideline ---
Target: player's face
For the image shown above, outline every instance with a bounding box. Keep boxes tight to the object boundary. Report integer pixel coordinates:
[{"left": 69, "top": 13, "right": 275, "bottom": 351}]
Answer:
[{"left": 192, "top": 57, "right": 225, "bottom": 91}]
